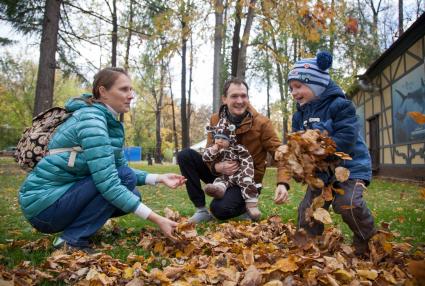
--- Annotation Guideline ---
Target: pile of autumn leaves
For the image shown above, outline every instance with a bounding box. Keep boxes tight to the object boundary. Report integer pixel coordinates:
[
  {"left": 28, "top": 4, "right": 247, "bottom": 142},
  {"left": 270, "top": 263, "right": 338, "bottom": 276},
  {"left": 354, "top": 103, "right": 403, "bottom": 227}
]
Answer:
[
  {"left": 1, "top": 216, "right": 424, "bottom": 285},
  {"left": 1, "top": 129, "right": 424, "bottom": 285}
]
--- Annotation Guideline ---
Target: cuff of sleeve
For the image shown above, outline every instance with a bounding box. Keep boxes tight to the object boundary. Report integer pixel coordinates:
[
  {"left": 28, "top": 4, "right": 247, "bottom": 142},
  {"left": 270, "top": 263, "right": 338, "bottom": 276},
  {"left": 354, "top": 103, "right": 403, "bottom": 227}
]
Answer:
[
  {"left": 134, "top": 203, "right": 152, "bottom": 219},
  {"left": 277, "top": 182, "right": 290, "bottom": 190},
  {"left": 145, "top": 174, "right": 158, "bottom": 185}
]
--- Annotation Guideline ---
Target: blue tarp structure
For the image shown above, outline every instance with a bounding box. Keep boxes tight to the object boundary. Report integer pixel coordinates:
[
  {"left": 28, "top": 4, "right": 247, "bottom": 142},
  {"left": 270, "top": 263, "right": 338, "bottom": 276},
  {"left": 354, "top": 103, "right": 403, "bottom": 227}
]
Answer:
[{"left": 124, "top": 146, "right": 142, "bottom": 161}]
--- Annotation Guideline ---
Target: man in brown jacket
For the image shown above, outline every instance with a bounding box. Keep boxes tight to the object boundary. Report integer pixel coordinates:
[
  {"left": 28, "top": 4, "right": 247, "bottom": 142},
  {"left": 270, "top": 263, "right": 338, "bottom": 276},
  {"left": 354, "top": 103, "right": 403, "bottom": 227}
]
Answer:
[{"left": 177, "top": 78, "right": 289, "bottom": 223}]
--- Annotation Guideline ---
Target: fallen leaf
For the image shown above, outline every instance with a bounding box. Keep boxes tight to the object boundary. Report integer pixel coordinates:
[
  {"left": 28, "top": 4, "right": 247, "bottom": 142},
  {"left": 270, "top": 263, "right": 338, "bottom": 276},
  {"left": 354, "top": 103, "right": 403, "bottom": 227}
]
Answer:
[
  {"left": 334, "top": 269, "right": 353, "bottom": 283},
  {"left": 240, "top": 265, "right": 261, "bottom": 286},
  {"left": 357, "top": 269, "right": 378, "bottom": 280},
  {"left": 407, "top": 260, "right": 425, "bottom": 282}
]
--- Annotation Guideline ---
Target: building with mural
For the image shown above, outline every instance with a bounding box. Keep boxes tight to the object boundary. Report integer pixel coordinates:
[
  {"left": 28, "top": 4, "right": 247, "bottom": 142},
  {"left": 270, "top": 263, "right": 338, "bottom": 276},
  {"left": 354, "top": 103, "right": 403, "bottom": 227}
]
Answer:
[{"left": 349, "top": 13, "right": 425, "bottom": 181}]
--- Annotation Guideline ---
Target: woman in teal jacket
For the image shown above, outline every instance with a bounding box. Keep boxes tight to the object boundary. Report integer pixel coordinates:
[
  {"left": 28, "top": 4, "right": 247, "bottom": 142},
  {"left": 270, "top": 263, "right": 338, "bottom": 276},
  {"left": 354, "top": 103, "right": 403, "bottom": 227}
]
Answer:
[{"left": 19, "top": 67, "right": 186, "bottom": 252}]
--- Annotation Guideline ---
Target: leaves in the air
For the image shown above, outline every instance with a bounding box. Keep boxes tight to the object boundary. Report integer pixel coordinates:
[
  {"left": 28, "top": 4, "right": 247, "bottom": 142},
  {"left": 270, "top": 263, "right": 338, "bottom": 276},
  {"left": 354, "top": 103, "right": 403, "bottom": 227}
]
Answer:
[{"left": 274, "top": 130, "right": 351, "bottom": 187}]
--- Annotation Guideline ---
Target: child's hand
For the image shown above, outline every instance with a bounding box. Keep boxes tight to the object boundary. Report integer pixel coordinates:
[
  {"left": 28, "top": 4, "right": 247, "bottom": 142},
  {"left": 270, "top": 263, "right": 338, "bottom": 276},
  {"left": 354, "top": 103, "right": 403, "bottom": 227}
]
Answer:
[{"left": 212, "top": 143, "right": 220, "bottom": 151}]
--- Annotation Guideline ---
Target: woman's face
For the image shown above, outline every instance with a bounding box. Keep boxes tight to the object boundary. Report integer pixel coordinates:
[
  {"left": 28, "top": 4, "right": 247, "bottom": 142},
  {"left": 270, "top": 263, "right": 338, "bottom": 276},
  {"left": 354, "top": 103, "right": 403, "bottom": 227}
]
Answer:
[{"left": 99, "top": 74, "right": 134, "bottom": 113}]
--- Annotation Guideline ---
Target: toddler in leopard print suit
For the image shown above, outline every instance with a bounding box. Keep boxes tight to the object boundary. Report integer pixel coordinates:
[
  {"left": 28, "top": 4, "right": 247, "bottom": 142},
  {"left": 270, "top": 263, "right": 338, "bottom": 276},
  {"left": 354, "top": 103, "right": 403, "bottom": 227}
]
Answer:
[{"left": 202, "top": 118, "right": 261, "bottom": 220}]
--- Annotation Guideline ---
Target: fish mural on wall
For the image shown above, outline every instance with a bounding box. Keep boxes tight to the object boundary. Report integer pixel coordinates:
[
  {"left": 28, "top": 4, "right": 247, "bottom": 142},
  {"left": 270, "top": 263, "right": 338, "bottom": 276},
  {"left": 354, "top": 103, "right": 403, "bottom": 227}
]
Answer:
[{"left": 392, "top": 65, "right": 425, "bottom": 144}]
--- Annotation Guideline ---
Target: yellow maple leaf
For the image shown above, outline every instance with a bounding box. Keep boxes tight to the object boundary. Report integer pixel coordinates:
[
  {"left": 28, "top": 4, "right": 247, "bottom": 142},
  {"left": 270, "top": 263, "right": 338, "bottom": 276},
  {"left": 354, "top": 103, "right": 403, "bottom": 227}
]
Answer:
[{"left": 122, "top": 267, "right": 134, "bottom": 279}]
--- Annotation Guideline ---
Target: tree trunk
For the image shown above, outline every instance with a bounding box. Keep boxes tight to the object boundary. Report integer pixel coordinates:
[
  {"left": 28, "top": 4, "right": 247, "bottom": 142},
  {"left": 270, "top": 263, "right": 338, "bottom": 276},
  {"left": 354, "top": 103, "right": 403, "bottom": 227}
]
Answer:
[
  {"left": 34, "top": 0, "right": 61, "bottom": 117},
  {"left": 231, "top": 0, "right": 243, "bottom": 77},
  {"left": 236, "top": 0, "right": 256, "bottom": 79},
  {"left": 329, "top": 0, "right": 335, "bottom": 56},
  {"left": 266, "top": 69, "right": 270, "bottom": 119},
  {"left": 111, "top": 0, "right": 118, "bottom": 67},
  {"left": 213, "top": 0, "right": 224, "bottom": 113},
  {"left": 168, "top": 68, "right": 179, "bottom": 153},
  {"left": 124, "top": 0, "right": 134, "bottom": 71},
  {"left": 180, "top": 1, "right": 189, "bottom": 149},
  {"left": 398, "top": 0, "right": 403, "bottom": 36},
  {"left": 187, "top": 34, "right": 193, "bottom": 145},
  {"left": 154, "top": 61, "right": 165, "bottom": 164}
]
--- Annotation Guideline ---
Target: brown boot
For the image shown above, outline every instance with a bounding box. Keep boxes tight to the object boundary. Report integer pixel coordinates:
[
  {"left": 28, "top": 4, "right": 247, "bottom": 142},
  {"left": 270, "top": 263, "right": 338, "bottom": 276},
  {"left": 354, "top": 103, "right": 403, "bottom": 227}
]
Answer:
[
  {"left": 246, "top": 202, "right": 261, "bottom": 221},
  {"left": 204, "top": 183, "right": 226, "bottom": 198}
]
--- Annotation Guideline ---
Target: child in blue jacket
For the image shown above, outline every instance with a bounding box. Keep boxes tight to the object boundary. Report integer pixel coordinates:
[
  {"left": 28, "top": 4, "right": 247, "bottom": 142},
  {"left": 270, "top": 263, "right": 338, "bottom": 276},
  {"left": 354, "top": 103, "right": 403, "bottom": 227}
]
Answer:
[{"left": 284, "top": 51, "right": 376, "bottom": 256}]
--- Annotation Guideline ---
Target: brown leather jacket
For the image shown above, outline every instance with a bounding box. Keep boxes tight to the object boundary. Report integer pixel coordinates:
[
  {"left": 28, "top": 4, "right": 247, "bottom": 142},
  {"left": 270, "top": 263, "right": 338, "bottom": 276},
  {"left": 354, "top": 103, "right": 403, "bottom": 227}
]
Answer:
[{"left": 206, "top": 104, "right": 288, "bottom": 184}]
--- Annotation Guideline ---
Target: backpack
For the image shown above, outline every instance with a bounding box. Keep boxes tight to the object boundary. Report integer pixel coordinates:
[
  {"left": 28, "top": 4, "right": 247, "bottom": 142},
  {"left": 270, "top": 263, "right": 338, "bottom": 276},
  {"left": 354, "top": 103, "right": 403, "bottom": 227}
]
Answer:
[{"left": 15, "top": 107, "right": 75, "bottom": 171}]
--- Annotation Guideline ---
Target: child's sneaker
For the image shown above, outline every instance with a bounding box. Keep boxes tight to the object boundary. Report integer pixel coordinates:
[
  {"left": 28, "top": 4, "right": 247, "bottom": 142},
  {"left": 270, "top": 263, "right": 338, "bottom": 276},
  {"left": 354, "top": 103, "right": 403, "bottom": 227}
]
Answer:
[
  {"left": 245, "top": 202, "right": 261, "bottom": 221},
  {"left": 204, "top": 183, "right": 226, "bottom": 198}
]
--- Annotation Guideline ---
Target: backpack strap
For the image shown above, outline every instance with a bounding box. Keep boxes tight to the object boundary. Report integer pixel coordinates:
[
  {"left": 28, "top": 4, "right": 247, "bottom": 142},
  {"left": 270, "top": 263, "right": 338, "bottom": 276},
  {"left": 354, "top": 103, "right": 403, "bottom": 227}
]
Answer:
[{"left": 47, "top": 146, "right": 82, "bottom": 167}]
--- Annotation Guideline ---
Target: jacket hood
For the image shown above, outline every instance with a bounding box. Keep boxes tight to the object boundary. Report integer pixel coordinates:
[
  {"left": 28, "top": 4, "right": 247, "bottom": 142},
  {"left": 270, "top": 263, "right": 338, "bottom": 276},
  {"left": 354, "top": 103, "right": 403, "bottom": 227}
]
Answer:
[
  {"left": 65, "top": 94, "right": 94, "bottom": 112},
  {"left": 65, "top": 94, "right": 116, "bottom": 120},
  {"left": 297, "top": 80, "right": 346, "bottom": 111}
]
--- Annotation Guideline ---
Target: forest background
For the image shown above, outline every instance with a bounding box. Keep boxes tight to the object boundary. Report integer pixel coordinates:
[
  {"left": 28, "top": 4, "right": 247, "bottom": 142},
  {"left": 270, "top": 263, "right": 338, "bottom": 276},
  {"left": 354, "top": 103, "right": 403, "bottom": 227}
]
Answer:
[{"left": 0, "top": 0, "right": 424, "bottom": 163}]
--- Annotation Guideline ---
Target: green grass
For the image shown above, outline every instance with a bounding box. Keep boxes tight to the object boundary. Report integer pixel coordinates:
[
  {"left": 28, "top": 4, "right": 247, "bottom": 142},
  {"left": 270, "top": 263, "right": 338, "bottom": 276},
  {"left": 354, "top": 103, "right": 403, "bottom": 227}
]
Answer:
[{"left": 0, "top": 157, "right": 424, "bottom": 271}]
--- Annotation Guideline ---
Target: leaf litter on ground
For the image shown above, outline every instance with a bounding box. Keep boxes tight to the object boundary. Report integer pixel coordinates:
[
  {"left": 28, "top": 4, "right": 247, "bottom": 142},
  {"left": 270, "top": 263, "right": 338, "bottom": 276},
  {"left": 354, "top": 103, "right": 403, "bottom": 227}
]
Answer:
[{"left": 0, "top": 211, "right": 424, "bottom": 285}]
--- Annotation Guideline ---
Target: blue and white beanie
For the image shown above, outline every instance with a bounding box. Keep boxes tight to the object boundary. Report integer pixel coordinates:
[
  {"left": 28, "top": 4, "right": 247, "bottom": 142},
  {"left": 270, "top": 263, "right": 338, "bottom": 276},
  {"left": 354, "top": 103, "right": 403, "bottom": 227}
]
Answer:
[{"left": 288, "top": 51, "right": 333, "bottom": 97}]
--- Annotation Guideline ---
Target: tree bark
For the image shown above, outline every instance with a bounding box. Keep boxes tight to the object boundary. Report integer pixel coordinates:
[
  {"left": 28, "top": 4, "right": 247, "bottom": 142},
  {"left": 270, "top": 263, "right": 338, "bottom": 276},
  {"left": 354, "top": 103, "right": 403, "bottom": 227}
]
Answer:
[
  {"left": 154, "top": 60, "right": 165, "bottom": 164},
  {"left": 187, "top": 34, "right": 193, "bottom": 145},
  {"left": 212, "top": 0, "right": 224, "bottom": 113},
  {"left": 398, "top": 0, "right": 403, "bottom": 36},
  {"left": 34, "top": 0, "right": 61, "bottom": 116},
  {"left": 124, "top": 0, "right": 134, "bottom": 71},
  {"left": 180, "top": 1, "right": 190, "bottom": 149},
  {"left": 231, "top": 0, "right": 243, "bottom": 77},
  {"left": 168, "top": 68, "right": 179, "bottom": 153},
  {"left": 236, "top": 0, "right": 256, "bottom": 79},
  {"left": 111, "top": 0, "right": 118, "bottom": 67}
]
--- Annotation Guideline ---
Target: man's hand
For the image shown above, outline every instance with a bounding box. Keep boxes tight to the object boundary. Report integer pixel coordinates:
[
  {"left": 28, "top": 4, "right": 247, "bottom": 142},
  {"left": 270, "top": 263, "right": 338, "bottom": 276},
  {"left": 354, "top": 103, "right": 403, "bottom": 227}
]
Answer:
[
  {"left": 215, "top": 161, "right": 239, "bottom": 175},
  {"left": 158, "top": 174, "right": 187, "bottom": 188},
  {"left": 274, "top": 184, "right": 289, "bottom": 204}
]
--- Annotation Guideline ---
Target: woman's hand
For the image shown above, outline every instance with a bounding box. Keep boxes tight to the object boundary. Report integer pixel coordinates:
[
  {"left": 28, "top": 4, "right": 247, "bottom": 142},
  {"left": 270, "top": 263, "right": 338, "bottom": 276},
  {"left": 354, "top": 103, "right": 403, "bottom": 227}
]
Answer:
[
  {"left": 157, "top": 174, "right": 186, "bottom": 188},
  {"left": 148, "top": 212, "right": 178, "bottom": 240},
  {"left": 274, "top": 184, "right": 289, "bottom": 204},
  {"left": 215, "top": 161, "right": 239, "bottom": 175}
]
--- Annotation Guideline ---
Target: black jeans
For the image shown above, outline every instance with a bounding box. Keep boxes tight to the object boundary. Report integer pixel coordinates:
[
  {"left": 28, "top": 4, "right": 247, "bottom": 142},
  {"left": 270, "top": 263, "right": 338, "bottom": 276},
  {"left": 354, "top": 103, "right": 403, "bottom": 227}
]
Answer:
[
  {"left": 298, "top": 179, "right": 376, "bottom": 242},
  {"left": 177, "top": 148, "right": 246, "bottom": 220}
]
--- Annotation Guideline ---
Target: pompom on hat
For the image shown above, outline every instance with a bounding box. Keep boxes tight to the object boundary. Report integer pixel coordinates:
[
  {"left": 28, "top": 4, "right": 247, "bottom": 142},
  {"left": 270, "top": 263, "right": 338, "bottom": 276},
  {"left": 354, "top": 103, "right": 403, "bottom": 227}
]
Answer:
[{"left": 288, "top": 51, "right": 333, "bottom": 97}]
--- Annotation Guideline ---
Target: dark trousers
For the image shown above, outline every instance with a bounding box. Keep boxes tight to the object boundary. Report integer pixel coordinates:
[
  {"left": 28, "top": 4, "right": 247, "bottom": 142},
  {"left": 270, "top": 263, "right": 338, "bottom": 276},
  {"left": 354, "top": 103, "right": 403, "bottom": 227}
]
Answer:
[
  {"left": 298, "top": 179, "right": 376, "bottom": 242},
  {"left": 177, "top": 148, "right": 246, "bottom": 220},
  {"left": 29, "top": 166, "right": 139, "bottom": 247}
]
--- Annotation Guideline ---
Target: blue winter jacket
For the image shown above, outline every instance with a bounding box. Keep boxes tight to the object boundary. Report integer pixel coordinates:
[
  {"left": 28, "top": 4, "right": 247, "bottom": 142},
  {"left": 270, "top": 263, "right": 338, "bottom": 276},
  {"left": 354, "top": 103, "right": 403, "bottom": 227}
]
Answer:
[
  {"left": 292, "top": 81, "right": 372, "bottom": 183},
  {"left": 19, "top": 94, "right": 148, "bottom": 219}
]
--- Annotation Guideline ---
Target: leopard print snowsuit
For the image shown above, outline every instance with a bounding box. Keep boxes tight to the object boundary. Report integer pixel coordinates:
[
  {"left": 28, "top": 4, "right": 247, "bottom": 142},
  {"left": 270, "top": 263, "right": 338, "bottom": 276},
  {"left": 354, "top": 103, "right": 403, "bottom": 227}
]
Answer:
[{"left": 202, "top": 144, "right": 258, "bottom": 202}]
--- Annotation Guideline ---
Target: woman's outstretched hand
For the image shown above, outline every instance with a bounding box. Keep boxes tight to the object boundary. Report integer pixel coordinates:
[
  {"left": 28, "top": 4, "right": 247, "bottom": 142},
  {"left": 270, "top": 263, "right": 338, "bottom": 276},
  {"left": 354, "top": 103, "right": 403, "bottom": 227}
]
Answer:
[
  {"left": 148, "top": 212, "right": 178, "bottom": 240},
  {"left": 158, "top": 173, "right": 187, "bottom": 188}
]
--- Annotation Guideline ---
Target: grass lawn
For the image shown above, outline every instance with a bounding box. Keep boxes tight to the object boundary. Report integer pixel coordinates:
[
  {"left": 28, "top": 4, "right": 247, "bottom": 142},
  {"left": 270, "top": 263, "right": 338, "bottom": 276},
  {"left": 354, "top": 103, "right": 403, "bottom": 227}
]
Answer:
[{"left": 0, "top": 157, "right": 424, "bottom": 271}]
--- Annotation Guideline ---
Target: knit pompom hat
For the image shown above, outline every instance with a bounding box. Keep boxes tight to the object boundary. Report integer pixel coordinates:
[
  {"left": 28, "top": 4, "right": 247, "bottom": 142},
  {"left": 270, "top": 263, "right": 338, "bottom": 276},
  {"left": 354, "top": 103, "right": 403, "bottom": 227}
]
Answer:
[
  {"left": 288, "top": 51, "right": 333, "bottom": 97},
  {"left": 206, "top": 118, "right": 236, "bottom": 144}
]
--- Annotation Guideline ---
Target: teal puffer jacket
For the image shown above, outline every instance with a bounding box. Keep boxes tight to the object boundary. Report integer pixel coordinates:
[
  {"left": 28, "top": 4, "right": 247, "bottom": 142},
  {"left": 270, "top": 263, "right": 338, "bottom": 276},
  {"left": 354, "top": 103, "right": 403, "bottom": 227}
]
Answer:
[{"left": 19, "top": 94, "right": 147, "bottom": 219}]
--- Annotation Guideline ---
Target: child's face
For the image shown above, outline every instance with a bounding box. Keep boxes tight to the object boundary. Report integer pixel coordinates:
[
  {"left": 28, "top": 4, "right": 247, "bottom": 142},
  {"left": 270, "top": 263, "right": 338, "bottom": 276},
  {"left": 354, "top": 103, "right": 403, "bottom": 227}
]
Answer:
[
  {"left": 289, "top": 80, "right": 316, "bottom": 106},
  {"left": 215, "top": 138, "right": 230, "bottom": 148}
]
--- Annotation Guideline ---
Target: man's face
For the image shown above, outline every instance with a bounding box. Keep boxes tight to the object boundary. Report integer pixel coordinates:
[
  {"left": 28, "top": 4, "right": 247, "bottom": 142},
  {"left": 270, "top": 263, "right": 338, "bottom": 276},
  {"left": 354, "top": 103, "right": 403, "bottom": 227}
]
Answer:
[{"left": 222, "top": 83, "right": 249, "bottom": 116}]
